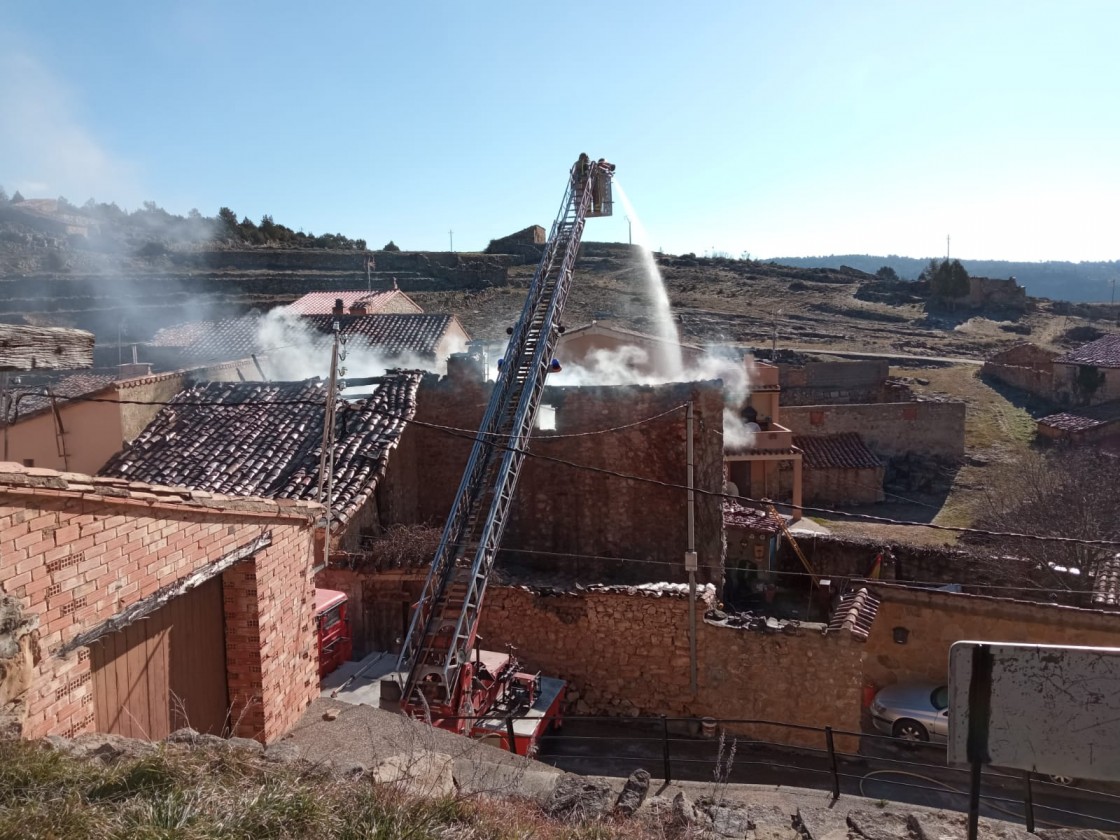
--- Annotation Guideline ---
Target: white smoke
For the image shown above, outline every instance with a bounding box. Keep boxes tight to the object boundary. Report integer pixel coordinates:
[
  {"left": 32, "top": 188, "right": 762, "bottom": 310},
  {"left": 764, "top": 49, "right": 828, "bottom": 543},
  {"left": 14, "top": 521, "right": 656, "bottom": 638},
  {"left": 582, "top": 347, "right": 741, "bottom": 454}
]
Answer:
[
  {"left": 551, "top": 344, "right": 755, "bottom": 449},
  {"left": 253, "top": 308, "right": 444, "bottom": 383}
]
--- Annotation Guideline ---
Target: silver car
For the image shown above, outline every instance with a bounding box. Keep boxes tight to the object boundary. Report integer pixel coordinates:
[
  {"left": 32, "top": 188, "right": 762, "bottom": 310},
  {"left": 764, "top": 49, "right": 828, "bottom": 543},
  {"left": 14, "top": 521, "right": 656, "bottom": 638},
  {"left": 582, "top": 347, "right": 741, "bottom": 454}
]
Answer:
[{"left": 870, "top": 682, "right": 949, "bottom": 742}]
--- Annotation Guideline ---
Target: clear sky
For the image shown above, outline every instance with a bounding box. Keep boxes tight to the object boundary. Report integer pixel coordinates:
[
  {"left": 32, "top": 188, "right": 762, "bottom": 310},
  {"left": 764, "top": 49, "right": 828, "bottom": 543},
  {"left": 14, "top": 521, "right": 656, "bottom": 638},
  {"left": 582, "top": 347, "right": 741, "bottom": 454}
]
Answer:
[{"left": 2, "top": 1, "right": 1118, "bottom": 262}]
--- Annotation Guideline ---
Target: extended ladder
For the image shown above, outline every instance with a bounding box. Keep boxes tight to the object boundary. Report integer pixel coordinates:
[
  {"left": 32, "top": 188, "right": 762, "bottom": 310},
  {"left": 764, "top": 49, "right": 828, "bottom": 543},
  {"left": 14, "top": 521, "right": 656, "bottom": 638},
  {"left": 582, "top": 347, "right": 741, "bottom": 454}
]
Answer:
[
  {"left": 764, "top": 502, "right": 819, "bottom": 586},
  {"left": 396, "top": 164, "right": 607, "bottom": 721}
]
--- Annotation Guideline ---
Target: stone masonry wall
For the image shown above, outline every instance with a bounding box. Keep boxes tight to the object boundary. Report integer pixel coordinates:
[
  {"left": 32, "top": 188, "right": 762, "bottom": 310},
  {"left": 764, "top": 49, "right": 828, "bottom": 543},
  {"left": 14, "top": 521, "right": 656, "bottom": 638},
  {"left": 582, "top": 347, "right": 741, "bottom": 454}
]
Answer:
[
  {"left": 863, "top": 586, "right": 1120, "bottom": 690},
  {"left": 480, "top": 585, "right": 865, "bottom": 749},
  {"left": 782, "top": 402, "right": 965, "bottom": 459},
  {"left": 0, "top": 464, "right": 319, "bottom": 742},
  {"left": 404, "top": 377, "right": 726, "bottom": 587}
]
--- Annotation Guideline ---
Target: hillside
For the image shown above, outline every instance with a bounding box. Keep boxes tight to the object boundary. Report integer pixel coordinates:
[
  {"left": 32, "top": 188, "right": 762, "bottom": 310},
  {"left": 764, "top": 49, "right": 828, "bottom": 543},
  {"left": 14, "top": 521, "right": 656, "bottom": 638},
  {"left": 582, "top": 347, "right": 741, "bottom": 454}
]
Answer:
[
  {"left": 772, "top": 254, "right": 1120, "bottom": 303},
  {"left": 1, "top": 195, "right": 1117, "bottom": 360}
]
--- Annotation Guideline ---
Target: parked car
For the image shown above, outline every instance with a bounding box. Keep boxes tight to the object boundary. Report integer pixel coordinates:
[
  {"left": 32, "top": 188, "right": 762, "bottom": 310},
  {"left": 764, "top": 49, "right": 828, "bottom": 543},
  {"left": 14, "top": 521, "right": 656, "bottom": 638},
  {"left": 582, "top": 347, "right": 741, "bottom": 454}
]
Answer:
[{"left": 870, "top": 681, "right": 949, "bottom": 742}]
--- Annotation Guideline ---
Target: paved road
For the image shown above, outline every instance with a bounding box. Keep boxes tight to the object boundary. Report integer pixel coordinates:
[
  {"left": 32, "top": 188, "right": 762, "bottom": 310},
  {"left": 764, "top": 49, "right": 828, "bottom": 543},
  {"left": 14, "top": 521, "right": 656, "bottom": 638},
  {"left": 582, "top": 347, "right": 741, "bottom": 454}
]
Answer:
[{"left": 537, "top": 719, "right": 1120, "bottom": 832}]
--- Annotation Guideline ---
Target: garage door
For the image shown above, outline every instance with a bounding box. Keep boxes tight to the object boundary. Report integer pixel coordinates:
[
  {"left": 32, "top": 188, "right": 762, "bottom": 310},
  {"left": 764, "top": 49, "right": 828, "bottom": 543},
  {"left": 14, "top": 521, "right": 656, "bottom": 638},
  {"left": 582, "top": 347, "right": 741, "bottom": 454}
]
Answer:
[{"left": 90, "top": 575, "right": 229, "bottom": 739}]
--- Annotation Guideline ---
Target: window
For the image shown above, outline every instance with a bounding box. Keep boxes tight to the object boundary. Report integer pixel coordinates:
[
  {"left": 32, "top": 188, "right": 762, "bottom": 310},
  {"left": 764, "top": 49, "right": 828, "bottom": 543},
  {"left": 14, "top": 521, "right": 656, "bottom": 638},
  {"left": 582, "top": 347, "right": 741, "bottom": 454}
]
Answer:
[{"left": 537, "top": 404, "right": 557, "bottom": 431}]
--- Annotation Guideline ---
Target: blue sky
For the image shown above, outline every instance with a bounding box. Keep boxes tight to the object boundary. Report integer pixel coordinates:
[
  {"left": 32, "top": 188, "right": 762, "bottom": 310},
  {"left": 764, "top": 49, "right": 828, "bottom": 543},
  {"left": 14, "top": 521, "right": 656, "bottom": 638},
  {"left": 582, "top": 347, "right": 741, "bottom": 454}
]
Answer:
[{"left": 3, "top": 1, "right": 1118, "bottom": 262}]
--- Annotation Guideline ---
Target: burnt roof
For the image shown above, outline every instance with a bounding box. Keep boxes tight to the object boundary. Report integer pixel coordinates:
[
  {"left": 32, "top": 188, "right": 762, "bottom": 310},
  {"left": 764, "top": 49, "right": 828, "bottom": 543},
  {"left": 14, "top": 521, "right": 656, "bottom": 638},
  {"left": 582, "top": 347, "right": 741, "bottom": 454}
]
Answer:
[
  {"left": 722, "top": 501, "right": 780, "bottom": 535},
  {"left": 794, "top": 433, "right": 883, "bottom": 470},
  {"left": 149, "top": 312, "right": 466, "bottom": 364},
  {"left": 827, "top": 587, "right": 880, "bottom": 641},
  {"left": 1056, "top": 334, "right": 1120, "bottom": 368},
  {"left": 98, "top": 372, "right": 422, "bottom": 528}
]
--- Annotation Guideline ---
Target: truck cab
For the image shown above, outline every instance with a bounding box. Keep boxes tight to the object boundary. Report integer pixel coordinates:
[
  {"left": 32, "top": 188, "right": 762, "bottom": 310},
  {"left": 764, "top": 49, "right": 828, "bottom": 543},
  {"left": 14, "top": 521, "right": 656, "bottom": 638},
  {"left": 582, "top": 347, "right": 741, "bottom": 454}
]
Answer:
[{"left": 314, "top": 588, "right": 353, "bottom": 679}]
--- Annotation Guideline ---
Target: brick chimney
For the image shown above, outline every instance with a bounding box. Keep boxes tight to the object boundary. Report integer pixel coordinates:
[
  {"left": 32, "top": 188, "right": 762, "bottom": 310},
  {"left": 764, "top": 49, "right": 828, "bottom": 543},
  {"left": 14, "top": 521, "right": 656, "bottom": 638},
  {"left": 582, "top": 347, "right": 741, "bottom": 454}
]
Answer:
[{"left": 332, "top": 298, "right": 345, "bottom": 316}]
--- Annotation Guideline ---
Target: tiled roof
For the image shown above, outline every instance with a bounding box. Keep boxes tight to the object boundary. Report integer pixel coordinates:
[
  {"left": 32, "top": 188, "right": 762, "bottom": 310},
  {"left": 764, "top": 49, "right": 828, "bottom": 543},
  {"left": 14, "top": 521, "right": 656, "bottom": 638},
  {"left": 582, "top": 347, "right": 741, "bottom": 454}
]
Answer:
[
  {"left": 149, "top": 313, "right": 465, "bottom": 364},
  {"left": 98, "top": 372, "right": 422, "bottom": 528},
  {"left": 10, "top": 373, "right": 117, "bottom": 419},
  {"left": 827, "top": 587, "right": 880, "bottom": 640},
  {"left": 1038, "top": 401, "right": 1120, "bottom": 434},
  {"left": 722, "top": 501, "right": 781, "bottom": 534},
  {"left": 793, "top": 433, "right": 882, "bottom": 470},
  {"left": 1092, "top": 554, "right": 1120, "bottom": 609},
  {"left": 1057, "top": 334, "right": 1120, "bottom": 368},
  {"left": 285, "top": 290, "right": 422, "bottom": 316}
]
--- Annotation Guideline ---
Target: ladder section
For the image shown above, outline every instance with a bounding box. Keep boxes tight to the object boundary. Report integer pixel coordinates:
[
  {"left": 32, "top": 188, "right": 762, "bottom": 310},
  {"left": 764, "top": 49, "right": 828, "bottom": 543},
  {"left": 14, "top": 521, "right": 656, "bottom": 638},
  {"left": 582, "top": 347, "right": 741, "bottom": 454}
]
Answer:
[
  {"left": 397, "top": 169, "right": 597, "bottom": 715},
  {"left": 765, "top": 503, "right": 819, "bottom": 586}
]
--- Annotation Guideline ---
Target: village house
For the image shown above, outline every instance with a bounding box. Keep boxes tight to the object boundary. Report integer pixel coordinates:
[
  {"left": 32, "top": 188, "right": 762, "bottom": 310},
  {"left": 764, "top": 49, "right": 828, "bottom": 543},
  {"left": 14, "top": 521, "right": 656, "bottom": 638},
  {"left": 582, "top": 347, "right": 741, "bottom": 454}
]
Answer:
[
  {"left": 0, "top": 462, "right": 319, "bottom": 742},
  {"left": 1052, "top": 333, "right": 1120, "bottom": 407},
  {"left": 1, "top": 359, "right": 260, "bottom": 475},
  {"left": 96, "top": 374, "right": 423, "bottom": 554},
  {"left": 284, "top": 288, "right": 423, "bottom": 316},
  {"left": 143, "top": 311, "right": 470, "bottom": 374}
]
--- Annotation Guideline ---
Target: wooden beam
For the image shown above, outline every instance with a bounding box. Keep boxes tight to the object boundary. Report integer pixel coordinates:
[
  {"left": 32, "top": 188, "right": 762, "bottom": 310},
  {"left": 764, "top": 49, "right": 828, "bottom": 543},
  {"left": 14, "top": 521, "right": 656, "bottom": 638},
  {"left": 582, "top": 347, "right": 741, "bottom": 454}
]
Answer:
[
  {"left": 0, "top": 324, "right": 95, "bottom": 371},
  {"left": 56, "top": 531, "right": 272, "bottom": 657}
]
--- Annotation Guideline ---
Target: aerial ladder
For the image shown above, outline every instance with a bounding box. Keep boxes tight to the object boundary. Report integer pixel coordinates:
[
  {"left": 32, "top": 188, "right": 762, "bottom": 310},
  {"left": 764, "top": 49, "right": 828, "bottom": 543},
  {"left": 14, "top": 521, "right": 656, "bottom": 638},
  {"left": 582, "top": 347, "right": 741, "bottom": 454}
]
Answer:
[{"left": 387, "top": 159, "right": 614, "bottom": 754}]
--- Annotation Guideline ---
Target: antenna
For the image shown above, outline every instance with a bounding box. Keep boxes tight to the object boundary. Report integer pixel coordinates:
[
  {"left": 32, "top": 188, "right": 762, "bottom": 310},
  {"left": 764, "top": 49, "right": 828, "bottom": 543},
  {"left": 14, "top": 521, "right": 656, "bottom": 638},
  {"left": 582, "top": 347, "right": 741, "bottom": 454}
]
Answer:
[{"left": 947, "top": 234, "right": 951, "bottom": 261}]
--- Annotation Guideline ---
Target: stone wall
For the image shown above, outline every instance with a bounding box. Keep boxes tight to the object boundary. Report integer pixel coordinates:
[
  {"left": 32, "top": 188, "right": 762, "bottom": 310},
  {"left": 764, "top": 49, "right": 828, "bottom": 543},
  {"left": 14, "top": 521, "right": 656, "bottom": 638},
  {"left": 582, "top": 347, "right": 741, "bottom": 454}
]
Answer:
[
  {"left": 479, "top": 585, "right": 865, "bottom": 749},
  {"left": 782, "top": 402, "right": 965, "bottom": 459},
  {"left": 863, "top": 586, "right": 1120, "bottom": 689},
  {"left": 402, "top": 376, "right": 726, "bottom": 587},
  {"left": 777, "top": 360, "right": 895, "bottom": 406},
  {"left": 802, "top": 465, "right": 884, "bottom": 506},
  {"left": 1053, "top": 362, "right": 1120, "bottom": 407},
  {"left": 981, "top": 344, "right": 1055, "bottom": 400},
  {"left": 0, "top": 463, "right": 319, "bottom": 742}
]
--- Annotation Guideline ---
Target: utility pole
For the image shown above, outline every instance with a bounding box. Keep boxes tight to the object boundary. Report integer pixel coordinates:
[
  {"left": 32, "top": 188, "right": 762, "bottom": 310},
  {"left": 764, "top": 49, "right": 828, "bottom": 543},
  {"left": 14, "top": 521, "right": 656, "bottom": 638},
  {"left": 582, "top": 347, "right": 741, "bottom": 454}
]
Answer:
[
  {"left": 449, "top": 229, "right": 454, "bottom": 253},
  {"left": 685, "top": 401, "right": 698, "bottom": 695},
  {"left": 947, "top": 234, "right": 951, "bottom": 261},
  {"left": 625, "top": 216, "right": 632, "bottom": 245},
  {"left": 771, "top": 309, "right": 782, "bottom": 358},
  {"left": 315, "top": 321, "right": 345, "bottom": 573}
]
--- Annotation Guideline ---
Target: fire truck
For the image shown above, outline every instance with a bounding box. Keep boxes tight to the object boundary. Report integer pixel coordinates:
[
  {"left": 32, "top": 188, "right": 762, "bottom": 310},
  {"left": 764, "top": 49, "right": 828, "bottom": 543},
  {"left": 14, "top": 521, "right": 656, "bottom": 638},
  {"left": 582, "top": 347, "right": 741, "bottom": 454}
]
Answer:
[
  {"left": 314, "top": 588, "right": 353, "bottom": 679},
  {"left": 378, "top": 158, "right": 616, "bottom": 756}
]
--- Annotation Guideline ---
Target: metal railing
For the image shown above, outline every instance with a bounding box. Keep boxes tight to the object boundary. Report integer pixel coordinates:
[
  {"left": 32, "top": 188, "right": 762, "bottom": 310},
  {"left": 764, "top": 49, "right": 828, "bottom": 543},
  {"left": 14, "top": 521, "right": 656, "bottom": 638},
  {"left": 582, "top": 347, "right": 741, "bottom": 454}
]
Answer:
[{"left": 434, "top": 712, "right": 1120, "bottom": 833}]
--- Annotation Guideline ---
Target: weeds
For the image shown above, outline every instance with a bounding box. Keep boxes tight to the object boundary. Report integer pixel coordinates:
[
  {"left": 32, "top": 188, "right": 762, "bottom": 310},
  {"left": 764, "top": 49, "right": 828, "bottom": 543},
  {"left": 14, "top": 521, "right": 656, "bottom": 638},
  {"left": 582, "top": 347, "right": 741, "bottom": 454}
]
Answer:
[{"left": 0, "top": 739, "right": 666, "bottom": 840}]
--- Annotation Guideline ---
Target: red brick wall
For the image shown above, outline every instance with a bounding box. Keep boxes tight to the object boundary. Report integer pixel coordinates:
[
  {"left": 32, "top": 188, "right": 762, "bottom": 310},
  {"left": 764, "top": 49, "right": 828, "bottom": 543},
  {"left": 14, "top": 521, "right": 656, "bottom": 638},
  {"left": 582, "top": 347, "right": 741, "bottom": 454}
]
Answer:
[{"left": 0, "top": 465, "right": 319, "bottom": 742}]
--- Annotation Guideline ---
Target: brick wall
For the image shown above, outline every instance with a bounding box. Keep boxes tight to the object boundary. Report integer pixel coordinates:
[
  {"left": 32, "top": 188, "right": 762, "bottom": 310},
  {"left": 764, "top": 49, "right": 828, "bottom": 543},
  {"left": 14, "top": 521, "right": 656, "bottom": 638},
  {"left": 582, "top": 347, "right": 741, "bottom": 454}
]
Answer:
[
  {"left": 479, "top": 585, "right": 864, "bottom": 748},
  {"left": 782, "top": 402, "right": 965, "bottom": 459},
  {"left": 0, "top": 464, "right": 319, "bottom": 742},
  {"left": 863, "top": 586, "right": 1120, "bottom": 689},
  {"left": 402, "top": 377, "right": 726, "bottom": 586}
]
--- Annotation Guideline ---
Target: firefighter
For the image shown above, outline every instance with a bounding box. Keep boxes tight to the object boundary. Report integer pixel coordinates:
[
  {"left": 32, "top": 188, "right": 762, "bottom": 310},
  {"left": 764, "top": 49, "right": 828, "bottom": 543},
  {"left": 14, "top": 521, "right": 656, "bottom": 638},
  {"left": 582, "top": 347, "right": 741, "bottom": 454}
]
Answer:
[{"left": 571, "top": 153, "right": 591, "bottom": 196}]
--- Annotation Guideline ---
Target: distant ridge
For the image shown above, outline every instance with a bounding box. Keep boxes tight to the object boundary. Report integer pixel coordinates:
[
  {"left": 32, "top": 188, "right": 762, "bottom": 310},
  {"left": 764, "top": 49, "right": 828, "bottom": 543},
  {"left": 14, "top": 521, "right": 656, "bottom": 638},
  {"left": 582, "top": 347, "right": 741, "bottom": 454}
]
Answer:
[{"left": 769, "top": 255, "right": 1120, "bottom": 303}]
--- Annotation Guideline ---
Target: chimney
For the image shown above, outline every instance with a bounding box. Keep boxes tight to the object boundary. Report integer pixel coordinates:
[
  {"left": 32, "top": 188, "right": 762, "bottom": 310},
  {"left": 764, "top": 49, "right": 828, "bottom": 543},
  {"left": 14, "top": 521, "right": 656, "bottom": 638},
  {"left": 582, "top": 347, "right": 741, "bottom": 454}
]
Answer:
[
  {"left": 117, "top": 362, "right": 153, "bottom": 380},
  {"left": 332, "top": 298, "right": 345, "bottom": 316},
  {"left": 349, "top": 301, "right": 370, "bottom": 315}
]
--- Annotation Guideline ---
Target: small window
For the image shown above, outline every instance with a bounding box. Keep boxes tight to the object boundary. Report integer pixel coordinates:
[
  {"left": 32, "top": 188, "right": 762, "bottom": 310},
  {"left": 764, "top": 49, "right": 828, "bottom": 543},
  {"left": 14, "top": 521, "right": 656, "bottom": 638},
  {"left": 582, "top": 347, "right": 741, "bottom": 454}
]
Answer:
[
  {"left": 321, "top": 605, "right": 343, "bottom": 631},
  {"left": 537, "top": 405, "right": 557, "bottom": 431},
  {"left": 21, "top": 459, "right": 34, "bottom": 468}
]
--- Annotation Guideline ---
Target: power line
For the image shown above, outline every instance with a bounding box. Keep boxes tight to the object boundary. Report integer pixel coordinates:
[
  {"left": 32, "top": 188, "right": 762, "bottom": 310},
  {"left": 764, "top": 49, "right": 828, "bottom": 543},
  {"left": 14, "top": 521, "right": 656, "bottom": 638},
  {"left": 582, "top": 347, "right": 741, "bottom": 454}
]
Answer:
[{"left": 28, "top": 390, "right": 1120, "bottom": 550}]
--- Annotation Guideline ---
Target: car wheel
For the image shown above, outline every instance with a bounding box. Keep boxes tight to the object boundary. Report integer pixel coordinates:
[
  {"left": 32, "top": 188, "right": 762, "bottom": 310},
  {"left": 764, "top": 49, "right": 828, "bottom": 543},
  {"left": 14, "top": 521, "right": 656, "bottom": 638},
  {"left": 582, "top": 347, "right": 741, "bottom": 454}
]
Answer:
[{"left": 892, "top": 719, "right": 930, "bottom": 742}]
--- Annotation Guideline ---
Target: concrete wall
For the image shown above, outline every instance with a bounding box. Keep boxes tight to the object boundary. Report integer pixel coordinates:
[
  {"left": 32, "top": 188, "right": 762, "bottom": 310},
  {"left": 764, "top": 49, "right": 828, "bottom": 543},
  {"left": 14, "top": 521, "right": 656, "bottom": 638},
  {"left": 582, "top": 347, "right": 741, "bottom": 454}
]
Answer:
[
  {"left": 782, "top": 402, "right": 965, "bottom": 459},
  {"left": 480, "top": 585, "right": 865, "bottom": 748},
  {"left": 0, "top": 463, "right": 319, "bottom": 742},
  {"left": 402, "top": 376, "right": 726, "bottom": 586},
  {"left": 863, "top": 586, "right": 1120, "bottom": 689}
]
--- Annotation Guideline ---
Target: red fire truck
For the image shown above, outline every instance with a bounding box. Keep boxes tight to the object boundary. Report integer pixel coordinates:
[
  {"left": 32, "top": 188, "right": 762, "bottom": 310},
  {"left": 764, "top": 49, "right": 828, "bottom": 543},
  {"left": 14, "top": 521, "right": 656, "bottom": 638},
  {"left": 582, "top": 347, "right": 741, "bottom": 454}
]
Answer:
[{"left": 314, "top": 588, "right": 352, "bottom": 679}]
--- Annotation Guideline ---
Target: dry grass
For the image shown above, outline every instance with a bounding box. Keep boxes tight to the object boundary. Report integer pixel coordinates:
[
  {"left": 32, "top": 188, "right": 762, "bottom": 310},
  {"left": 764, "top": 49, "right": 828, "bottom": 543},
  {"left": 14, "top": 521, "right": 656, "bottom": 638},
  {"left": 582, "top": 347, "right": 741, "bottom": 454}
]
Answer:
[{"left": 0, "top": 740, "right": 679, "bottom": 840}]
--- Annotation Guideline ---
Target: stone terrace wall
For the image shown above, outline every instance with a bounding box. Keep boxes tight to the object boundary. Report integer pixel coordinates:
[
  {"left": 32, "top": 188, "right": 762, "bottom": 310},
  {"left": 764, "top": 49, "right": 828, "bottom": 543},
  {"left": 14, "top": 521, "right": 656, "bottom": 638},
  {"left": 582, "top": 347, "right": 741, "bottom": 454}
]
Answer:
[
  {"left": 863, "top": 586, "right": 1120, "bottom": 689},
  {"left": 782, "top": 402, "right": 965, "bottom": 459},
  {"left": 480, "top": 585, "right": 864, "bottom": 748},
  {"left": 404, "top": 377, "right": 726, "bottom": 587},
  {"left": 0, "top": 464, "right": 319, "bottom": 742}
]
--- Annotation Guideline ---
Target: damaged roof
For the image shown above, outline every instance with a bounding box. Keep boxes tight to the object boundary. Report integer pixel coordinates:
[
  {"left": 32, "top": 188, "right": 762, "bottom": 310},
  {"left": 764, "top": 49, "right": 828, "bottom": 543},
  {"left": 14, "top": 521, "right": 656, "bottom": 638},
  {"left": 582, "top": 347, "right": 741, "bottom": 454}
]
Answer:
[
  {"left": 1056, "top": 334, "right": 1120, "bottom": 368},
  {"left": 826, "top": 587, "right": 880, "bottom": 641},
  {"left": 7, "top": 372, "right": 117, "bottom": 420},
  {"left": 98, "top": 372, "right": 422, "bottom": 527},
  {"left": 794, "top": 433, "right": 883, "bottom": 470},
  {"left": 722, "top": 501, "right": 781, "bottom": 534},
  {"left": 149, "top": 312, "right": 467, "bottom": 364},
  {"left": 1092, "top": 554, "right": 1120, "bottom": 610}
]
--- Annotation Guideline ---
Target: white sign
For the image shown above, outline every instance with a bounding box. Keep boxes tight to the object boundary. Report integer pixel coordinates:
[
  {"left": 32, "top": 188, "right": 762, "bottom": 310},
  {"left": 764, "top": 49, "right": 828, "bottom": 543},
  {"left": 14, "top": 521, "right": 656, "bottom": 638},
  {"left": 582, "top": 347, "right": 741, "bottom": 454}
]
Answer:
[{"left": 948, "top": 642, "right": 1120, "bottom": 781}]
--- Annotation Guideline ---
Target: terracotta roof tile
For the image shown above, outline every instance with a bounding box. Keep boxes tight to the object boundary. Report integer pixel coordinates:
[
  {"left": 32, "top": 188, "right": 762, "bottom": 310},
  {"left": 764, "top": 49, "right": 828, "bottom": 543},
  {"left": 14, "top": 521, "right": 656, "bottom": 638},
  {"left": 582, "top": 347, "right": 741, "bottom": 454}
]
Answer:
[
  {"left": 722, "top": 501, "right": 781, "bottom": 534},
  {"left": 1038, "top": 401, "right": 1120, "bottom": 434},
  {"left": 1056, "top": 334, "right": 1120, "bottom": 368},
  {"left": 285, "top": 290, "right": 422, "bottom": 316},
  {"left": 98, "top": 372, "right": 422, "bottom": 528},
  {"left": 827, "top": 587, "right": 880, "bottom": 640},
  {"left": 793, "top": 433, "right": 882, "bottom": 470},
  {"left": 1092, "top": 554, "right": 1120, "bottom": 609},
  {"left": 149, "top": 313, "right": 466, "bottom": 364}
]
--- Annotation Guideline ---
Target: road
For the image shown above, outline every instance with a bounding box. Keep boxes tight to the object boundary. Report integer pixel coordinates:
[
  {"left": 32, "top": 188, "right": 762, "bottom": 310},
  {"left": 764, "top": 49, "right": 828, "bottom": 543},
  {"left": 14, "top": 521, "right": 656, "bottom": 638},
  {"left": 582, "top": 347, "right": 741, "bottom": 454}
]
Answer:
[{"left": 536, "top": 718, "right": 1120, "bottom": 831}]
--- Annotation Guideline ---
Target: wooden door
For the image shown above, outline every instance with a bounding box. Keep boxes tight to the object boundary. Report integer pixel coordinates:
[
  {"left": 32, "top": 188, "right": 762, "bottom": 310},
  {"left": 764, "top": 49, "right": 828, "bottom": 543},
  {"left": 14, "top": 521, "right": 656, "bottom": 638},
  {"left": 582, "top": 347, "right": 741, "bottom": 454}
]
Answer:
[{"left": 90, "top": 575, "right": 229, "bottom": 739}]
